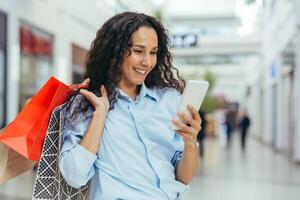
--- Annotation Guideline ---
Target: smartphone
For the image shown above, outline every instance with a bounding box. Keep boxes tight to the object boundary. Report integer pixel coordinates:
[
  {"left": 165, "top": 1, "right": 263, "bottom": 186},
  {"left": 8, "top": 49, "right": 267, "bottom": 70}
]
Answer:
[{"left": 172, "top": 80, "right": 209, "bottom": 130}]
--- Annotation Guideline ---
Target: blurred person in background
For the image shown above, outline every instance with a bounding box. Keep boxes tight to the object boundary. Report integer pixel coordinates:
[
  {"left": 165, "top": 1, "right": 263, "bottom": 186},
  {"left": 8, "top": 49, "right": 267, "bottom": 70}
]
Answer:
[
  {"left": 59, "top": 12, "right": 202, "bottom": 200},
  {"left": 238, "top": 110, "right": 251, "bottom": 150},
  {"left": 225, "top": 109, "right": 235, "bottom": 148},
  {"left": 197, "top": 109, "right": 207, "bottom": 158}
]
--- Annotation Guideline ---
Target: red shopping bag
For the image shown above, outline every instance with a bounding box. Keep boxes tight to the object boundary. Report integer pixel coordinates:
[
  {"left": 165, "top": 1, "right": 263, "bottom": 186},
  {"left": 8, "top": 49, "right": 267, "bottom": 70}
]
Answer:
[{"left": 0, "top": 77, "right": 75, "bottom": 161}]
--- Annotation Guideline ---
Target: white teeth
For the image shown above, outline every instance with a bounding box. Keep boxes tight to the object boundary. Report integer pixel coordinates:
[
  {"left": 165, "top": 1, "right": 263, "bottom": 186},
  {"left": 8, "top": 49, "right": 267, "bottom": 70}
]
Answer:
[{"left": 134, "top": 68, "right": 146, "bottom": 74}]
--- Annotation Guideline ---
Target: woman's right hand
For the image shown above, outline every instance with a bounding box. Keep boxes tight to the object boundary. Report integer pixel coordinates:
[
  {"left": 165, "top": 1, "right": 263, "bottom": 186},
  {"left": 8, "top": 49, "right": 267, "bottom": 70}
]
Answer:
[{"left": 79, "top": 85, "right": 110, "bottom": 116}]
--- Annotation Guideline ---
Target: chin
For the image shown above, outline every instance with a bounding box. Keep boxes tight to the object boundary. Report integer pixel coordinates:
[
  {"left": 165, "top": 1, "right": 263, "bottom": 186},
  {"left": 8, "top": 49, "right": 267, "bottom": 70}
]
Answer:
[
  {"left": 133, "top": 78, "right": 145, "bottom": 85},
  {"left": 135, "top": 81, "right": 144, "bottom": 86}
]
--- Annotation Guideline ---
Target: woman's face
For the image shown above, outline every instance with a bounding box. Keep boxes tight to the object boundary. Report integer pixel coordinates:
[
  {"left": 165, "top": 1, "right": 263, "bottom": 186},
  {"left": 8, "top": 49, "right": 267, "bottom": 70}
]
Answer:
[{"left": 119, "top": 26, "right": 158, "bottom": 89}]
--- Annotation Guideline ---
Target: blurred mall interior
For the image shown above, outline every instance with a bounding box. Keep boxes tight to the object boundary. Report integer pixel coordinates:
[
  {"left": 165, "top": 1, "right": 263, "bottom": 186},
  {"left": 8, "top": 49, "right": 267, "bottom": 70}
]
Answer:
[{"left": 0, "top": 0, "right": 300, "bottom": 199}]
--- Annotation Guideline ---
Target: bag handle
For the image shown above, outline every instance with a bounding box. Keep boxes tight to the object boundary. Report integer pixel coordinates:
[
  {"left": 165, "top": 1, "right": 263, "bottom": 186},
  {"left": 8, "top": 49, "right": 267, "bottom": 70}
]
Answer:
[{"left": 69, "top": 83, "right": 88, "bottom": 91}]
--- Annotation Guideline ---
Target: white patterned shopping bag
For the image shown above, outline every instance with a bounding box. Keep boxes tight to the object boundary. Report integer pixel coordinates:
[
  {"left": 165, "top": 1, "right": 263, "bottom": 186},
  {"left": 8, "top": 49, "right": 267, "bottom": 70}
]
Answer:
[{"left": 32, "top": 101, "right": 89, "bottom": 200}]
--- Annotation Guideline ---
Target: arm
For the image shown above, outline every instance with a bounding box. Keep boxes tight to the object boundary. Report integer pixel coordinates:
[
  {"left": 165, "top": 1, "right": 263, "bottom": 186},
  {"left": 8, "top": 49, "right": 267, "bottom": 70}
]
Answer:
[
  {"left": 59, "top": 85, "right": 109, "bottom": 188},
  {"left": 175, "top": 142, "right": 198, "bottom": 184},
  {"left": 68, "top": 78, "right": 109, "bottom": 153},
  {"left": 79, "top": 85, "right": 109, "bottom": 153},
  {"left": 79, "top": 109, "right": 106, "bottom": 153},
  {"left": 172, "top": 105, "right": 201, "bottom": 185}
]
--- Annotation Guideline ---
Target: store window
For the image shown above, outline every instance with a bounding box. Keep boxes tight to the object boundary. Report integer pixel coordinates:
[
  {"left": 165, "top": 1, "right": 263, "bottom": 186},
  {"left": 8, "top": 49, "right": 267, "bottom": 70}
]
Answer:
[
  {"left": 72, "top": 44, "right": 88, "bottom": 84},
  {"left": 19, "top": 22, "right": 53, "bottom": 110},
  {"left": 0, "top": 11, "right": 7, "bottom": 128}
]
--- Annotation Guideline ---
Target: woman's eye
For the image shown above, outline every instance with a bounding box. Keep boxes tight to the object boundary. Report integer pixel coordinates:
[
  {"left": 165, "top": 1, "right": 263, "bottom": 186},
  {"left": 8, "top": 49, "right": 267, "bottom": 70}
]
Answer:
[
  {"left": 150, "top": 51, "right": 157, "bottom": 55},
  {"left": 133, "top": 50, "right": 143, "bottom": 54}
]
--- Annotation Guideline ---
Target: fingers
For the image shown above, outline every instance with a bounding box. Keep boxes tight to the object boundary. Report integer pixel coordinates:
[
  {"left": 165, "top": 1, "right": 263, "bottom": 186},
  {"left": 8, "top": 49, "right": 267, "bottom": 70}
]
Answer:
[
  {"left": 177, "top": 112, "right": 199, "bottom": 129},
  {"left": 176, "top": 129, "right": 193, "bottom": 139},
  {"left": 79, "top": 87, "right": 110, "bottom": 113},
  {"left": 81, "top": 78, "right": 90, "bottom": 88},
  {"left": 69, "top": 78, "right": 90, "bottom": 90},
  {"left": 188, "top": 105, "right": 201, "bottom": 122},
  {"left": 79, "top": 84, "right": 108, "bottom": 100},
  {"left": 79, "top": 89, "right": 96, "bottom": 103},
  {"left": 172, "top": 118, "right": 194, "bottom": 133},
  {"left": 100, "top": 85, "right": 108, "bottom": 98},
  {"left": 176, "top": 105, "right": 201, "bottom": 131}
]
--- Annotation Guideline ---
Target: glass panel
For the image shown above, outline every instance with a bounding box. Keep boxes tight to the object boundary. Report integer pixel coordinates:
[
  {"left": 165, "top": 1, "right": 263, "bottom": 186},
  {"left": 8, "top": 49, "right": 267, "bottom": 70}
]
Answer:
[
  {"left": 19, "top": 23, "right": 53, "bottom": 111},
  {"left": 72, "top": 44, "right": 87, "bottom": 84},
  {"left": 0, "top": 49, "right": 4, "bottom": 127},
  {"left": 19, "top": 56, "right": 52, "bottom": 110}
]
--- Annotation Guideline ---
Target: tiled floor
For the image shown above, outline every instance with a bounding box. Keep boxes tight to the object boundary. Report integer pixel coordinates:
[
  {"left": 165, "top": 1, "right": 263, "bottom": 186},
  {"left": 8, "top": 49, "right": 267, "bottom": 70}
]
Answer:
[
  {"left": 1, "top": 133, "right": 300, "bottom": 200},
  {"left": 0, "top": 169, "right": 36, "bottom": 200},
  {"left": 181, "top": 134, "right": 300, "bottom": 200}
]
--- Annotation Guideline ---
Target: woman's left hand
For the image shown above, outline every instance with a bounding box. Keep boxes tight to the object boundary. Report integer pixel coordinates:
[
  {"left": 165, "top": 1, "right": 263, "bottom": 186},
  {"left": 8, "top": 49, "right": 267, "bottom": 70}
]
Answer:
[{"left": 172, "top": 105, "right": 202, "bottom": 146}]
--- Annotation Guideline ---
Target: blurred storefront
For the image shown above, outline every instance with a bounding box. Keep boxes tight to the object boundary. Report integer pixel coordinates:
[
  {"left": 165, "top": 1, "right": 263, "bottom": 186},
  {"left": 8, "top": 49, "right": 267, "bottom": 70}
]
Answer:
[
  {"left": 19, "top": 22, "right": 53, "bottom": 110},
  {"left": 0, "top": 0, "right": 156, "bottom": 124},
  {"left": 246, "top": 0, "right": 300, "bottom": 163},
  {"left": 0, "top": 10, "right": 7, "bottom": 128},
  {"left": 72, "top": 44, "right": 88, "bottom": 84}
]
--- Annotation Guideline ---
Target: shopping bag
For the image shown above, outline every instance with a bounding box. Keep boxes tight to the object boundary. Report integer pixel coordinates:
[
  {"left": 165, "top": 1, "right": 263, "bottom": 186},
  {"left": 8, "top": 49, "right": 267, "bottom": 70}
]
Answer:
[
  {"left": 0, "top": 142, "right": 36, "bottom": 184},
  {"left": 32, "top": 101, "right": 89, "bottom": 200},
  {"left": 0, "top": 77, "right": 75, "bottom": 161}
]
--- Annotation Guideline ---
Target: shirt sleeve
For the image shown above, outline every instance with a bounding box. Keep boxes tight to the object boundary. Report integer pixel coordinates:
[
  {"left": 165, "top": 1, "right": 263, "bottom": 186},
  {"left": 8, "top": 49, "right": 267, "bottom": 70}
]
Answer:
[
  {"left": 169, "top": 89, "right": 185, "bottom": 168},
  {"left": 171, "top": 149, "right": 183, "bottom": 168},
  {"left": 59, "top": 100, "right": 96, "bottom": 188}
]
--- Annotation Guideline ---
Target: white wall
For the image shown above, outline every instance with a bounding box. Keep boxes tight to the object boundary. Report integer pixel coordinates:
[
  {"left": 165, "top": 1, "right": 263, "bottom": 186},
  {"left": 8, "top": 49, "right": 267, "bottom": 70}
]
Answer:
[
  {"left": 292, "top": 0, "right": 300, "bottom": 161},
  {"left": 293, "top": 36, "right": 300, "bottom": 162},
  {"left": 260, "top": 0, "right": 299, "bottom": 153}
]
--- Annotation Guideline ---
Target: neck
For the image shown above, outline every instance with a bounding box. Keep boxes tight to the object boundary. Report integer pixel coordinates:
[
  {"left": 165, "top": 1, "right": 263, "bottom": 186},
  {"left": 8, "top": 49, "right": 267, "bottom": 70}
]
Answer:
[{"left": 118, "top": 81, "right": 141, "bottom": 101}]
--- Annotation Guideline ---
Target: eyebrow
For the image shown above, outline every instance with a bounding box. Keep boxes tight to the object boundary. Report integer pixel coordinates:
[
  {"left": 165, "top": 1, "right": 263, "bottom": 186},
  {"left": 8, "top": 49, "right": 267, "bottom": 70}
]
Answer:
[{"left": 132, "top": 44, "right": 158, "bottom": 50}]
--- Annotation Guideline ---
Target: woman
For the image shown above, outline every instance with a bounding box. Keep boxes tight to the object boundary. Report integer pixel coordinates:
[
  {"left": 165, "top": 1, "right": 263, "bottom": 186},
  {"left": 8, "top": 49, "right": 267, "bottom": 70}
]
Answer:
[{"left": 59, "top": 12, "right": 201, "bottom": 200}]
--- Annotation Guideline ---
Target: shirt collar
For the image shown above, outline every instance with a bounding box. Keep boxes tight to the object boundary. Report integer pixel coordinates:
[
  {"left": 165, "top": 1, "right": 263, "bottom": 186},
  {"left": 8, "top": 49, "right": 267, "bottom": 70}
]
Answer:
[
  {"left": 139, "top": 83, "right": 158, "bottom": 102},
  {"left": 116, "top": 88, "right": 131, "bottom": 101},
  {"left": 117, "top": 83, "right": 159, "bottom": 102}
]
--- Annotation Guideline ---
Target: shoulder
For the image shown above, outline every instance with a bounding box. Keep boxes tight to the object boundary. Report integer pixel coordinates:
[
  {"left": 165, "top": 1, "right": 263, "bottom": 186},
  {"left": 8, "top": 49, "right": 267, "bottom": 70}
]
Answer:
[
  {"left": 152, "top": 87, "right": 181, "bottom": 101},
  {"left": 151, "top": 87, "right": 181, "bottom": 114},
  {"left": 65, "top": 94, "right": 93, "bottom": 125}
]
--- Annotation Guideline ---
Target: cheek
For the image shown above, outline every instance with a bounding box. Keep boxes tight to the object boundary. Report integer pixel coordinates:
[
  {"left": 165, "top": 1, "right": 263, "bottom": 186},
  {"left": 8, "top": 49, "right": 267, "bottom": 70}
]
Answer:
[
  {"left": 123, "top": 54, "right": 140, "bottom": 66},
  {"left": 129, "top": 54, "right": 142, "bottom": 65},
  {"left": 122, "top": 58, "right": 136, "bottom": 72},
  {"left": 152, "top": 58, "right": 157, "bottom": 68}
]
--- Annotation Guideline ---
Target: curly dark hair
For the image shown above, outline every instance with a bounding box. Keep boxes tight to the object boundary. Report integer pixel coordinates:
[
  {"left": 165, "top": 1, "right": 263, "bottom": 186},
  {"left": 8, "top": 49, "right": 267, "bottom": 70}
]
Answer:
[{"left": 70, "top": 11, "right": 185, "bottom": 114}]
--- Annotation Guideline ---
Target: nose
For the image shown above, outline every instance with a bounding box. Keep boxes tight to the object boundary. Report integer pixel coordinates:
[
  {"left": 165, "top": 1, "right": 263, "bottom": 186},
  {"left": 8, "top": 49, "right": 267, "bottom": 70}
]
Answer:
[{"left": 141, "top": 54, "right": 151, "bottom": 67}]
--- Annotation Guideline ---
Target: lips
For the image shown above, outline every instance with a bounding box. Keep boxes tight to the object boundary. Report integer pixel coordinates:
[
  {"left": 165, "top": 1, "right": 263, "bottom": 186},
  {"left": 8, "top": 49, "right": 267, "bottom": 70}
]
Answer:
[{"left": 133, "top": 67, "right": 146, "bottom": 75}]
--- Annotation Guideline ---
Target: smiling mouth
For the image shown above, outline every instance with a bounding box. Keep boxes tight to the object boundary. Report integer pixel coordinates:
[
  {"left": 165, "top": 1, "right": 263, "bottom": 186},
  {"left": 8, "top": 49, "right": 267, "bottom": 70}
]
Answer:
[{"left": 133, "top": 67, "right": 146, "bottom": 75}]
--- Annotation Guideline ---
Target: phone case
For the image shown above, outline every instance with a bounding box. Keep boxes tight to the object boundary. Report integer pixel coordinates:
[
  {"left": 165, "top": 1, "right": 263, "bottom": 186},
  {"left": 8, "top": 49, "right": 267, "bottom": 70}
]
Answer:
[{"left": 172, "top": 80, "right": 209, "bottom": 130}]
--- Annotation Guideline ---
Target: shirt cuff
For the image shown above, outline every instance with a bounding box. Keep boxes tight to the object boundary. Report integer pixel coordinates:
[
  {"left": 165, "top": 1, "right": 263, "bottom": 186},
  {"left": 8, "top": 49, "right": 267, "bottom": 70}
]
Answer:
[
  {"left": 171, "top": 150, "right": 183, "bottom": 168},
  {"left": 73, "top": 144, "right": 97, "bottom": 174}
]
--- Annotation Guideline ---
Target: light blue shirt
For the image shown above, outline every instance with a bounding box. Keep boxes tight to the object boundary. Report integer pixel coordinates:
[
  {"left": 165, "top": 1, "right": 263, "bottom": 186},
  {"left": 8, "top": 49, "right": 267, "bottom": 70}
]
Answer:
[{"left": 59, "top": 84, "right": 190, "bottom": 200}]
